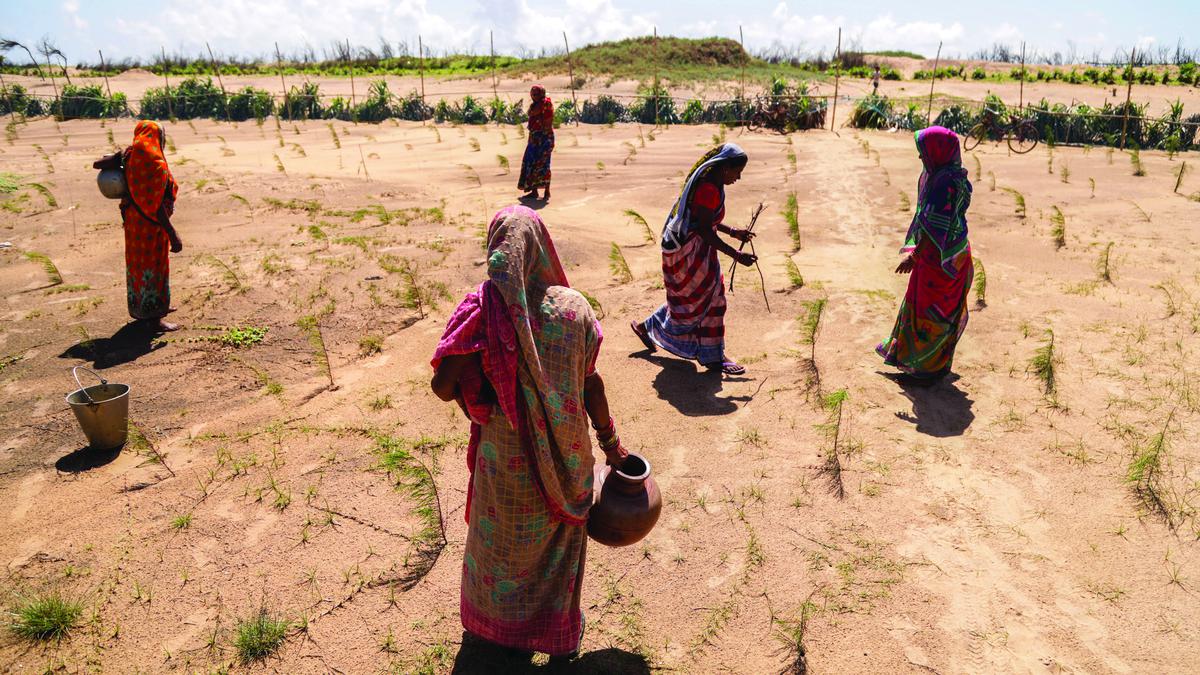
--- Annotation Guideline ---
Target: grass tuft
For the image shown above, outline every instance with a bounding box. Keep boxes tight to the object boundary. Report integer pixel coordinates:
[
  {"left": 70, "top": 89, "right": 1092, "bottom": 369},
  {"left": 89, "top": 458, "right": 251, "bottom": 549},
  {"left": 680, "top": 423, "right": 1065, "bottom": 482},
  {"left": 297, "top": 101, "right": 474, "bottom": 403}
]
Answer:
[
  {"left": 234, "top": 609, "right": 290, "bottom": 663},
  {"left": 816, "top": 389, "right": 850, "bottom": 499},
  {"left": 1130, "top": 149, "right": 1146, "bottom": 177},
  {"left": 1029, "top": 329, "right": 1058, "bottom": 398},
  {"left": 5, "top": 592, "right": 82, "bottom": 642},
  {"left": 1096, "top": 241, "right": 1115, "bottom": 283},
  {"left": 623, "top": 208, "right": 655, "bottom": 244},
  {"left": 783, "top": 191, "right": 800, "bottom": 251},
  {"left": 496, "top": 154, "right": 509, "bottom": 174},
  {"left": 1050, "top": 206, "right": 1066, "bottom": 250},
  {"left": 972, "top": 258, "right": 987, "bottom": 308},
  {"left": 608, "top": 243, "right": 633, "bottom": 283},
  {"left": 1001, "top": 187, "right": 1026, "bottom": 218},
  {"left": 23, "top": 251, "right": 63, "bottom": 286},
  {"left": 784, "top": 257, "right": 804, "bottom": 290}
]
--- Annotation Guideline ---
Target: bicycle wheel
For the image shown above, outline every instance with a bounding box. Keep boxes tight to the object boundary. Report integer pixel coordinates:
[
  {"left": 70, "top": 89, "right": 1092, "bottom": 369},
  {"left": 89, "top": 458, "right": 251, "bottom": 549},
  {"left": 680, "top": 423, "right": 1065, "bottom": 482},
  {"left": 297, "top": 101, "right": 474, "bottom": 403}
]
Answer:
[
  {"left": 1008, "top": 122, "right": 1040, "bottom": 154},
  {"left": 746, "top": 111, "right": 764, "bottom": 132},
  {"left": 963, "top": 123, "right": 987, "bottom": 151}
]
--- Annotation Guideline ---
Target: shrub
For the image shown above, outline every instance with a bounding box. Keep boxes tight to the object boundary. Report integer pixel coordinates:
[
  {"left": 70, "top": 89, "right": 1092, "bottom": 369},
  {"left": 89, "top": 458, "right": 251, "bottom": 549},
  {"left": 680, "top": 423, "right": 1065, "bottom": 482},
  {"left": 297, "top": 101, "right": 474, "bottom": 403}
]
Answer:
[
  {"left": 226, "top": 86, "right": 273, "bottom": 121},
  {"left": 280, "top": 82, "right": 322, "bottom": 120},
  {"left": 580, "top": 95, "right": 628, "bottom": 124},
  {"left": 52, "top": 84, "right": 127, "bottom": 118},
  {"left": 140, "top": 77, "right": 225, "bottom": 119}
]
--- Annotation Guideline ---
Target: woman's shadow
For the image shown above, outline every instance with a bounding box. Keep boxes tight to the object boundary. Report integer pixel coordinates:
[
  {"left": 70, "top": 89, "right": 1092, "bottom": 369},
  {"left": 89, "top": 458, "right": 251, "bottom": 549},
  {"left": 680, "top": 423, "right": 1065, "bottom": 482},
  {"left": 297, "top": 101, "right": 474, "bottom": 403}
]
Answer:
[
  {"left": 452, "top": 632, "right": 650, "bottom": 674},
  {"left": 58, "top": 321, "right": 164, "bottom": 369},
  {"left": 635, "top": 353, "right": 751, "bottom": 416},
  {"left": 882, "top": 372, "right": 975, "bottom": 437}
]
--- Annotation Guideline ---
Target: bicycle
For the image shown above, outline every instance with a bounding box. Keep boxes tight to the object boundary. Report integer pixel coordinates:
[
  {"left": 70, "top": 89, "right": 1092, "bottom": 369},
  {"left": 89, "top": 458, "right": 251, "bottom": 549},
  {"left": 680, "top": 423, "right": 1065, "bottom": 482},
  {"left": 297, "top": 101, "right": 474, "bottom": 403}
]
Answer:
[
  {"left": 745, "top": 97, "right": 791, "bottom": 134},
  {"left": 962, "top": 108, "right": 1040, "bottom": 154}
]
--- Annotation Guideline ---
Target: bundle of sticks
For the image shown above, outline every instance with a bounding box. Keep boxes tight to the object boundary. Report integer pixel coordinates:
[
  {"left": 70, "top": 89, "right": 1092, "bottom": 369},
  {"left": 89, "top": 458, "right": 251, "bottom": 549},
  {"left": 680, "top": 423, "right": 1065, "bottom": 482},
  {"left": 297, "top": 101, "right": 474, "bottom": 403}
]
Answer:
[{"left": 727, "top": 201, "right": 770, "bottom": 313}]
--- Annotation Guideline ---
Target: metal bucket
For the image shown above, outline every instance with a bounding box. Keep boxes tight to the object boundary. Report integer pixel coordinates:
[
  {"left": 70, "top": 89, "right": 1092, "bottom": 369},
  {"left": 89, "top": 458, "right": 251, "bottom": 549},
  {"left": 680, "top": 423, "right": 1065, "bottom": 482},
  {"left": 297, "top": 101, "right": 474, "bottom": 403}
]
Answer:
[{"left": 65, "top": 366, "right": 129, "bottom": 450}]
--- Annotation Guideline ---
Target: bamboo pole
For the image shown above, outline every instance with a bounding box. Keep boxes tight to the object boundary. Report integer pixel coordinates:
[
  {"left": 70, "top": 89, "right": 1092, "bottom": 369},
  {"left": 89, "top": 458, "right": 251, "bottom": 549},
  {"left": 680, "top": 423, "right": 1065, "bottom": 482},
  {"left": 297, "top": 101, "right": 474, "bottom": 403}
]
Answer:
[
  {"left": 418, "top": 35, "right": 426, "bottom": 104},
  {"left": 830, "top": 28, "right": 841, "bottom": 131},
  {"left": 97, "top": 50, "right": 114, "bottom": 105},
  {"left": 563, "top": 32, "right": 578, "bottom": 126},
  {"left": 652, "top": 27, "right": 660, "bottom": 127},
  {"left": 1018, "top": 41, "right": 1026, "bottom": 108},
  {"left": 44, "top": 49, "right": 61, "bottom": 121},
  {"left": 1120, "top": 47, "right": 1136, "bottom": 150},
  {"left": 926, "top": 41, "right": 942, "bottom": 125},
  {"left": 205, "top": 42, "right": 232, "bottom": 122},
  {"left": 347, "top": 39, "right": 356, "bottom": 116},
  {"left": 275, "top": 42, "right": 290, "bottom": 120},
  {"left": 160, "top": 46, "right": 173, "bottom": 120},
  {"left": 739, "top": 25, "right": 746, "bottom": 103},
  {"left": 490, "top": 30, "right": 498, "bottom": 102}
]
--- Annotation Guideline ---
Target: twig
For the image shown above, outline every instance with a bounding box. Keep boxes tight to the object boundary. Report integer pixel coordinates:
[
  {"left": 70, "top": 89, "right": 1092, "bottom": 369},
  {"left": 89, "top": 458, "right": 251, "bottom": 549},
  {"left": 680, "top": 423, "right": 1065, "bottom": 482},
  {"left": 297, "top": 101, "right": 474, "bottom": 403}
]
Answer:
[{"left": 728, "top": 202, "right": 765, "bottom": 291}]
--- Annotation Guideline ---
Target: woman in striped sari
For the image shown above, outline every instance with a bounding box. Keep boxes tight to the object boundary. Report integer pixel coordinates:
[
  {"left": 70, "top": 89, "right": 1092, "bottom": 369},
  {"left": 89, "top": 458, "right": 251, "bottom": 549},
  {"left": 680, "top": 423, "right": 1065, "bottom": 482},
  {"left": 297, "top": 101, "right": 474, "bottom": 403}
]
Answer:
[
  {"left": 631, "top": 144, "right": 757, "bottom": 375},
  {"left": 518, "top": 85, "right": 554, "bottom": 201},
  {"left": 877, "top": 126, "right": 973, "bottom": 382},
  {"left": 431, "top": 205, "right": 628, "bottom": 660}
]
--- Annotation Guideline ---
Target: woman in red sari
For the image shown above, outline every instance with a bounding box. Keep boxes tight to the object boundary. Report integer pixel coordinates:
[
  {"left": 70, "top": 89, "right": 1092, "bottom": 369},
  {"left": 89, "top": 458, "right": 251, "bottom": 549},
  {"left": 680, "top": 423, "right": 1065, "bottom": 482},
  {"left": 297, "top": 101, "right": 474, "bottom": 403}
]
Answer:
[
  {"left": 518, "top": 85, "right": 554, "bottom": 202},
  {"left": 122, "top": 120, "right": 183, "bottom": 331},
  {"left": 876, "top": 126, "right": 973, "bottom": 382}
]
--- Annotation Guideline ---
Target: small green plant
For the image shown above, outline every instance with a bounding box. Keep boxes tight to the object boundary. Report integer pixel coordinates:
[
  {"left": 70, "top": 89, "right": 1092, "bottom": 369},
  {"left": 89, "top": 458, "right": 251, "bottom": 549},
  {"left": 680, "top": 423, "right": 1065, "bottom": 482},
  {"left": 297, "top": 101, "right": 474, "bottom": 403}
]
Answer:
[
  {"left": 785, "top": 257, "right": 805, "bottom": 290},
  {"left": 972, "top": 258, "right": 987, "bottom": 308},
  {"left": 297, "top": 315, "right": 335, "bottom": 388},
  {"left": 468, "top": 137, "right": 480, "bottom": 151},
  {"left": 25, "top": 182, "right": 57, "bottom": 208},
  {"left": 1129, "top": 201, "right": 1151, "bottom": 223},
  {"left": 199, "top": 255, "right": 244, "bottom": 292},
  {"left": 327, "top": 122, "right": 341, "bottom": 149},
  {"left": 233, "top": 609, "right": 290, "bottom": 663},
  {"left": 1001, "top": 187, "right": 1026, "bottom": 218},
  {"left": 578, "top": 289, "right": 605, "bottom": 319},
  {"left": 622, "top": 140, "right": 637, "bottom": 165},
  {"left": 5, "top": 592, "right": 82, "bottom": 641},
  {"left": 623, "top": 208, "right": 655, "bottom": 244},
  {"left": 1050, "top": 206, "right": 1066, "bottom": 250},
  {"left": 1059, "top": 161, "right": 1070, "bottom": 184},
  {"left": 1096, "top": 241, "right": 1115, "bottom": 283},
  {"left": 971, "top": 154, "right": 981, "bottom": 181},
  {"left": 1126, "top": 410, "right": 1176, "bottom": 529},
  {"left": 374, "top": 434, "right": 448, "bottom": 588},
  {"left": 987, "top": 171, "right": 996, "bottom": 191},
  {"left": 798, "top": 297, "right": 827, "bottom": 395},
  {"left": 817, "top": 389, "right": 850, "bottom": 499},
  {"left": 496, "top": 154, "right": 509, "bottom": 174},
  {"left": 23, "top": 251, "right": 63, "bottom": 286},
  {"left": 171, "top": 513, "right": 193, "bottom": 530},
  {"left": 608, "top": 243, "right": 633, "bottom": 283},
  {"left": 898, "top": 190, "right": 911, "bottom": 213},
  {"left": 273, "top": 153, "right": 286, "bottom": 174},
  {"left": 1029, "top": 329, "right": 1058, "bottom": 398},
  {"left": 1130, "top": 149, "right": 1146, "bottom": 177},
  {"left": 1089, "top": 177, "right": 1096, "bottom": 198},
  {"left": 359, "top": 334, "right": 383, "bottom": 356},
  {"left": 784, "top": 191, "right": 801, "bottom": 250}
]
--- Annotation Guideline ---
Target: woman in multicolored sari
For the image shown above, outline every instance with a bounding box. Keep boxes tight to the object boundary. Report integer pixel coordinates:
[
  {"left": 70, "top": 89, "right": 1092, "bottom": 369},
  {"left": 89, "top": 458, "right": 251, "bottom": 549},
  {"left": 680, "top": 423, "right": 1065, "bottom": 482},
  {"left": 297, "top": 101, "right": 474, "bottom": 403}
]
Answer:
[
  {"left": 431, "top": 205, "right": 628, "bottom": 660},
  {"left": 121, "top": 120, "right": 183, "bottom": 331},
  {"left": 631, "top": 143, "right": 758, "bottom": 375},
  {"left": 518, "top": 85, "right": 554, "bottom": 201},
  {"left": 877, "top": 126, "right": 973, "bottom": 382}
]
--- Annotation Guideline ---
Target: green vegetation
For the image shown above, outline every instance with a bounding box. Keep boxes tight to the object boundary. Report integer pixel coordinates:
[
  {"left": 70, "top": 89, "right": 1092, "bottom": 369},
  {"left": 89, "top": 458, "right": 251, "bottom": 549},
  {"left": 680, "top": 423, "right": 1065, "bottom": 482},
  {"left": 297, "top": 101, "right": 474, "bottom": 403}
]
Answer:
[
  {"left": 1001, "top": 187, "right": 1026, "bottom": 218},
  {"left": 609, "top": 243, "right": 633, "bottom": 283},
  {"left": 23, "top": 251, "right": 63, "bottom": 286},
  {"left": 783, "top": 191, "right": 800, "bottom": 250},
  {"left": 817, "top": 389, "right": 851, "bottom": 499},
  {"left": 1097, "top": 242, "right": 1115, "bottom": 283},
  {"left": 785, "top": 257, "right": 805, "bottom": 289},
  {"left": 375, "top": 434, "right": 449, "bottom": 589},
  {"left": 1130, "top": 149, "right": 1146, "bottom": 176},
  {"left": 973, "top": 258, "right": 987, "bottom": 308},
  {"left": 1050, "top": 206, "right": 1066, "bottom": 250},
  {"left": 359, "top": 334, "right": 383, "bottom": 356},
  {"left": 1126, "top": 410, "right": 1177, "bottom": 529},
  {"left": 234, "top": 610, "right": 290, "bottom": 663},
  {"left": 1029, "top": 329, "right": 1058, "bottom": 398},
  {"left": 5, "top": 592, "right": 82, "bottom": 641},
  {"left": 623, "top": 208, "right": 655, "bottom": 244}
]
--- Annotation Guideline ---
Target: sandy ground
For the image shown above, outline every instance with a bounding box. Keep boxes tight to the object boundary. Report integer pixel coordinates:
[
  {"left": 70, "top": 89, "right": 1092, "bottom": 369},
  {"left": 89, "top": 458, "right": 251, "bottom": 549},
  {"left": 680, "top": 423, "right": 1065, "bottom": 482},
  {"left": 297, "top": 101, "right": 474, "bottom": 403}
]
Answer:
[{"left": 1, "top": 105, "right": 1200, "bottom": 674}]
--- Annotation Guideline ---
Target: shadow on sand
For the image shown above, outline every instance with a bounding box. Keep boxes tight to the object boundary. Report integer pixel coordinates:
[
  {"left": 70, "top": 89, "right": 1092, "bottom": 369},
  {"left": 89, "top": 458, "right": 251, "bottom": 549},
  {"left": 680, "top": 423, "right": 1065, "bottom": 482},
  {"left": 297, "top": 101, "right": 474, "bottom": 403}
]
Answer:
[
  {"left": 517, "top": 194, "right": 548, "bottom": 210},
  {"left": 54, "top": 444, "right": 123, "bottom": 473},
  {"left": 451, "top": 632, "right": 650, "bottom": 674},
  {"left": 58, "top": 321, "right": 165, "bottom": 369},
  {"left": 634, "top": 352, "right": 754, "bottom": 417},
  {"left": 881, "top": 372, "right": 975, "bottom": 437}
]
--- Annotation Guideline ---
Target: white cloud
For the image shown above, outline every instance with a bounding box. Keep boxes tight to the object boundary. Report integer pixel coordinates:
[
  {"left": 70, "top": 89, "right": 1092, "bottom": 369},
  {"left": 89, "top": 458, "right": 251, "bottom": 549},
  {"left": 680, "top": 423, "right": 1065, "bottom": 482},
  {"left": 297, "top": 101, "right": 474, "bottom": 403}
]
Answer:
[{"left": 63, "top": 0, "right": 87, "bottom": 30}]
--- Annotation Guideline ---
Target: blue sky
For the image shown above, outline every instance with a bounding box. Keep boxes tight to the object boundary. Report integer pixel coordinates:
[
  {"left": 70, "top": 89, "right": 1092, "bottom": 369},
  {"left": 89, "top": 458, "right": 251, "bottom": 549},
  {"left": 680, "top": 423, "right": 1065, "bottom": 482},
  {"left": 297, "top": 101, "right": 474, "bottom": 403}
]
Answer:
[{"left": 1, "top": 0, "right": 1196, "bottom": 64}]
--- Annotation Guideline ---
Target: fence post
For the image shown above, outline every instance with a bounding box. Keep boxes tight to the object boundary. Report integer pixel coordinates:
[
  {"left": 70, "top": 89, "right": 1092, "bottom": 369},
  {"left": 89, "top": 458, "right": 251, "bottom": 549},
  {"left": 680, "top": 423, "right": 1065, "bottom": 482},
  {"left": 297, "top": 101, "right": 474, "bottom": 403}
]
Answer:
[
  {"left": 563, "top": 32, "right": 578, "bottom": 126},
  {"left": 275, "top": 42, "right": 290, "bottom": 121},
  {"left": 830, "top": 28, "right": 841, "bottom": 131},
  {"left": 347, "top": 39, "right": 356, "bottom": 114},
  {"left": 490, "top": 30, "right": 498, "bottom": 102},
  {"left": 739, "top": 25, "right": 746, "bottom": 103},
  {"left": 1018, "top": 41, "right": 1026, "bottom": 109},
  {"left": 1120, "top": 48, "right": 1136, "bottom": 150},
  {"left": 205, "top": 42, "right": 232, "bottom": 122},
  {"left": 160, "top": 46, "right": 173, "bottom": 120},
  {"left": 926, "top": 41, "right": 942, "bottom": 126},
  {"left": 97, "top": 50, "right": 115, "bottom": 117},
  {"left": 44, "top": 49, "right": 61, "bottom": 121},
  {"left": 418, "top": 35, "right": 426, "bottom": 106},
  {"left": 652, "top": 27, "right": 660, "bottom": 127}
]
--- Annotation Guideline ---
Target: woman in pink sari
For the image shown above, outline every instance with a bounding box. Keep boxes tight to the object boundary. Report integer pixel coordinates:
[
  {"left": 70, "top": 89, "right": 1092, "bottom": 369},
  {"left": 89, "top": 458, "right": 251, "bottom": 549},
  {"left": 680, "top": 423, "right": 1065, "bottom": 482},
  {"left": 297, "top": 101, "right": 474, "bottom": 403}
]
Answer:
[{"left": 431, "top": 205, "right": 628, "bottom": 660}]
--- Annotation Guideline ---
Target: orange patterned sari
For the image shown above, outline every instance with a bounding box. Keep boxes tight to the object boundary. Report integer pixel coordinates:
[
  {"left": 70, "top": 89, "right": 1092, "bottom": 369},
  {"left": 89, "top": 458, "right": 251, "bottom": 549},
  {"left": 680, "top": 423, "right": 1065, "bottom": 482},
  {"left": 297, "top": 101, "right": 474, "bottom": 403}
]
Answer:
[{"left": 121, "top": 120, "right": 178, "bottom": 320}]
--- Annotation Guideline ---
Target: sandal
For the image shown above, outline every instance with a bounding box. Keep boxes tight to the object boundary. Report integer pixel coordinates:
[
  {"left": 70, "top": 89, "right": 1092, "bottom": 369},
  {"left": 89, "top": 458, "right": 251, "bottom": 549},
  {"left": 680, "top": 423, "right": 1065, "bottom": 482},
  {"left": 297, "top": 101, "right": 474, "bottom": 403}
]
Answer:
[
  {"left": 630, "top": 320, "right": 656, "bottom": 352},
  {"left": 704, "top": 360, "right": 746, "bottom": 375}
]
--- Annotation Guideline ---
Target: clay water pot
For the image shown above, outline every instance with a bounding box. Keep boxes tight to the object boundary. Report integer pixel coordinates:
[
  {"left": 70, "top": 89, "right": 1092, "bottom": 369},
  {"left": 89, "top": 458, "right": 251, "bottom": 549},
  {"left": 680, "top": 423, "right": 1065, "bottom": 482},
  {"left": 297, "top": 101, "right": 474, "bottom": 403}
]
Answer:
[{"left": 587, "top": 453, "right": 662, "bottom": 547}]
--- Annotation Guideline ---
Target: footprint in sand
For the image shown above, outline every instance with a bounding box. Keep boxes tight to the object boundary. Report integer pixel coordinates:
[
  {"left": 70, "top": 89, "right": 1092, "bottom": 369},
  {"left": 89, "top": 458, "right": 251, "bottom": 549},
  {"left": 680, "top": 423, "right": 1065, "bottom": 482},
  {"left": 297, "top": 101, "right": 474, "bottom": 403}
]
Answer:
[{"left": 9, "top": 472, "right": 46, "bottom": 522}]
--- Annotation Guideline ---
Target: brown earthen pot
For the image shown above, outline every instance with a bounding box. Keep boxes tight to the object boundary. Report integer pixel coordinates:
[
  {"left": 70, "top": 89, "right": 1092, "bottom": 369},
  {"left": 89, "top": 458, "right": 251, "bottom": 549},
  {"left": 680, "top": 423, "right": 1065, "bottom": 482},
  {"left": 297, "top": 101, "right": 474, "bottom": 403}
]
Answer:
[{"left": 587, "top": 453, "right": 662, "bottom": 547}]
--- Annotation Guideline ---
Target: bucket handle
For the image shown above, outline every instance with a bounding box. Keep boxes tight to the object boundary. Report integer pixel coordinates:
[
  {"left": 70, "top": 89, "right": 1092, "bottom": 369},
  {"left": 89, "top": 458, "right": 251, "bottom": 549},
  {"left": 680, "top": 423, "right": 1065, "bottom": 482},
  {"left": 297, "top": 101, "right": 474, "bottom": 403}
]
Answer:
[{"left": 71, "top": 366, "right": 107, "bottom": 406}]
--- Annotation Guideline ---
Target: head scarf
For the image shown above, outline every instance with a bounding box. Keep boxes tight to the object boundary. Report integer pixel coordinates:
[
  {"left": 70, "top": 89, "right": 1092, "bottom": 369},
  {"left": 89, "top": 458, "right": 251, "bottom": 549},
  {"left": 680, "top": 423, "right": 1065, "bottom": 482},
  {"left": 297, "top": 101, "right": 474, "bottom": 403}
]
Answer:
[
  {"left": 530, "top": 84, "right": 546, "bottom": 99},
  {"left": 124, "top": 120, "right": 177, "bottom": 220},
  {"left": 660, "top": 143, "right": 747, "bottom": 251},
  {"left": 904, "top": 126, "right": 971, "bottom": 275}
]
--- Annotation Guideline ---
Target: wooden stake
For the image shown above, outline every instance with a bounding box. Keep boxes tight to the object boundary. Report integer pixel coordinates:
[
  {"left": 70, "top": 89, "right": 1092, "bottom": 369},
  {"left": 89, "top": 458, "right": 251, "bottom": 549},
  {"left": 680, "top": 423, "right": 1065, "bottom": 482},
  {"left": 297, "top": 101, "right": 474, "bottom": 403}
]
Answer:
[
  {"left": 206, "top": 42, "right": 232, "bottom": 122},
  {"left": 97, "top": 50, "right": 114, "bottom": 110},
  {"left": 652, "top": 27, "right": 660, "bottom": 127},
  {"left": 45, "top": 49, "right": 61, "bottom": 121},
  {"left": 563, "top": 32, "right": 578, "bottom": 126},
  {"left": 490, "top": 30, "right": 498, "bottom": 102},
  {"left": 1120, "top": 47, "right": 1136, "bottom": 150},
  {"left": 160, "top": 46, "right": 173, "bottom": 121},
  {"left": 347, "top": 39, "right": 356, "bottom": 118},
  {"left": 926, "top": 41, "right": 942, "bottom": 125},
  {"left": 275, "top": 42, "right": 290, "bottom": 120},
  {"left": 418, "top": 35, "right": 426, "bottom": 105},
  {"left": 830, "top": 28, "right": 842, "bottom": 131},
  {"left": 738, "top": 25, "right": 746, "bottom": 103},
  {"left": 1018, "top": 41, "right": 1026, "bottom": 108}
]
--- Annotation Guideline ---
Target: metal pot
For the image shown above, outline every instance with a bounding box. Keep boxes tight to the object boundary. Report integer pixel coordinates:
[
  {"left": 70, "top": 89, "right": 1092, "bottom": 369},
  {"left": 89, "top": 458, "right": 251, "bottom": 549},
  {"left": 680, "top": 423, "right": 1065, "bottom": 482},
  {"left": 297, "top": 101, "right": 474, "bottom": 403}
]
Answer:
[{"left": 97, "top": 168, "right": 127, "bottom": 199}]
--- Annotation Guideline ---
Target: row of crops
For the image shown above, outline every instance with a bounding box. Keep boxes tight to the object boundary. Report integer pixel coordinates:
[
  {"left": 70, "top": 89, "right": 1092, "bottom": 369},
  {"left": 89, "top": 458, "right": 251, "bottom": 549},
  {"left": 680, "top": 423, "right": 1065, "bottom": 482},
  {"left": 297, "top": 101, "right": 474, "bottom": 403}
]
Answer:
[
  {"left": 0, "top": 77, "right": 829, "bottom": 130},
  {"left": 849, "top": 94, "right": 1200, "bottom": 152}
]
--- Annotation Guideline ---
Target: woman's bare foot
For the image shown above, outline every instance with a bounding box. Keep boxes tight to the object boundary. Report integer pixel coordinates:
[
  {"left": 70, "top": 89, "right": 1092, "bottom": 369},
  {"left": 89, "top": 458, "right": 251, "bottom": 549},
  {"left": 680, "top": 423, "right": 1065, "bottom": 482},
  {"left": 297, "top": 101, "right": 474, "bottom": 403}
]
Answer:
[
  {"left": 156, "top": 319, "right": 180, "bottom": 332},
  {"left": 521, "top": 190, "right": 539, "bottom": 200},
  {"left": 542, "top": 188, "right": 551, "bottom": 201}
]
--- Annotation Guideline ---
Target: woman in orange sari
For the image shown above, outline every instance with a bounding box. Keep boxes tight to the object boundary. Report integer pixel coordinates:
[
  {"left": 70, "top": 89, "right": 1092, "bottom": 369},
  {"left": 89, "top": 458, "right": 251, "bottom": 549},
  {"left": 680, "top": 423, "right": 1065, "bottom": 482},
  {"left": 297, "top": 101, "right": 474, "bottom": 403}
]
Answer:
[{"left": 122, "top": 120, "right": 183, "bottom": 331}]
